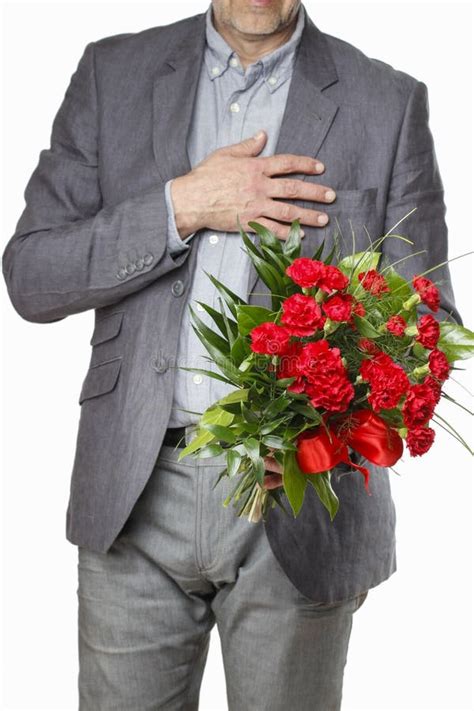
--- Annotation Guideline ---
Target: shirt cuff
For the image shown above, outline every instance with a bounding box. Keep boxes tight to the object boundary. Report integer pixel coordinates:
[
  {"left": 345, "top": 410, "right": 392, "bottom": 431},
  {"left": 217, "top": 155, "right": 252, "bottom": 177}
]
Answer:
[{"left": 164, "top": 179, "right": 196, "bottom": 256}]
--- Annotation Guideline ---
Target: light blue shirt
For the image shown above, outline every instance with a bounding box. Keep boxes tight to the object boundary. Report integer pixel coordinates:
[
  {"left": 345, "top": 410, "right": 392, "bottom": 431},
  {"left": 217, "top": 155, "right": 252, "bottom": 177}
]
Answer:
[{"left": 165, "top": 1, "right": 306, "bottom": 427}]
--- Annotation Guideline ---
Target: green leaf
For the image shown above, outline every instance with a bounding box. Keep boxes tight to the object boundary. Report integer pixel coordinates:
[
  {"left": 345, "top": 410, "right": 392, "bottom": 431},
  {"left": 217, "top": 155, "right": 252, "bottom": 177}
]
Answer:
[
  {"left": 244, "top": 437, "right": 265, "bottom": 485},
  {"left": 226, "top": 449, "right": 242, "bottom": 478},
  {"left": 282, "top": 220, "right": 302, "bottom": 259},
  {"left": 194, "top": 301, "right": 237, "bottom": 341},
  {"left": 264, "top": 393, "right": 291, "bottom": 418},
  {"left": 260, "top": 245, "right": 291, "bottom": 274},
  {"left": 178, "top": 407, "right": 234, "bottom": 460},
  {"left": 338, "top": 251, "right": 381, "bottom": 279},
  {"left": 191, "top": 324, "right": 242, "bottom": 383},
  {"left": 438, "top": 323, "right": 474, "bottom": 362},
  {"left": 204, "top": 271, "right": 246, "bottom": 318},
  {"left": 260, "top": 415, "right": 292, "bottom": 435},
  {"left": 203, "top": 424, "right": 236, "bottom": 444},
  {"left": 324, "top": 243, "right": 337, "bottom": 265},
  {"left": 241, "top": 402, "right": 260, "bottom": 423},
  {"left": 383, "top": 267, "right": 412, "bottom": 308},
  {"left": 190, "top": 306, "right": 230, "bottom": 354},
  {"left": 261, "top": 435, "right": 287, "bottom": 449},
  {"left": 218, "top": 297, "right": 238, "bottom": 347},
  {"left": 352, "top": 314, "right": 382, "bottom": 339},
  {"left": 275, "top": 377, "right": 297, "bottom": 388},
  {"left": 307, "top": 471, "right": 340, "bottom": 520},
  {"left": 312, "top": 239, "right": 326, "bottom": 261},
  {"left": 247, "top": 221, "right": 283, "bottom": 252},
  {"left": 217, "top": 389, "right": 249, "bottom": 405},
  {"left": 236, "top": 305, "right": 275, "bottom": 335},
  {"left": 282, "top": 450, "right": 307, "bottom": 516},
  {"left": 230, "top": 335, "right": 250, "bottom": 367},
  {"left": 290, "top": 402, "right": 323, "bottom": 421},
  {"left": 197, "top": 444, "right": 224, "bottom": 458}
]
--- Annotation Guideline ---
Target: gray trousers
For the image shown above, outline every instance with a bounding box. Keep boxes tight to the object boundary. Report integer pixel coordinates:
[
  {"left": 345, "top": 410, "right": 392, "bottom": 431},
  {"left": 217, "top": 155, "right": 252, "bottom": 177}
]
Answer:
[{"left": 77, "top": 444, "right": 368, "bottom": 710}]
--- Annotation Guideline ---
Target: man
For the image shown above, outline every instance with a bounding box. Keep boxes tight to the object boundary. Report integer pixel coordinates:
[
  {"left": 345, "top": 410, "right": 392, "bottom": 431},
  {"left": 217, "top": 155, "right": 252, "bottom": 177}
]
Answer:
[{"left": 2, "top": 0, "right": 460, "bottom": 708}]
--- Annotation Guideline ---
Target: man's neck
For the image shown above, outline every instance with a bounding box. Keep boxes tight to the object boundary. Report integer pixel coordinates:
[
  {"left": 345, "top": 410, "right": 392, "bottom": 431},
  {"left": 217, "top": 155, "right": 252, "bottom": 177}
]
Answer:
[{"left": 211, "top": 10, "right": 299, "bottom": 71}]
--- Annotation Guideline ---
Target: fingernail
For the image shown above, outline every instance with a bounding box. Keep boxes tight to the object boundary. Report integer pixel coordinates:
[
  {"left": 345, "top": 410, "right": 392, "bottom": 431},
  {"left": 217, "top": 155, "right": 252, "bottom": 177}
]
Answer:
[
  {"left": 318, "top": 214, "right": 329, "bottom": 225},
  {"left": 254, "top": 130, "right": 265, "bottom": 139},
  {"left": 325, "top": 190, "right": 336, "bottom": 202},
  {"left": 315, "top": 161, "right": 324, "bottom": 173}
]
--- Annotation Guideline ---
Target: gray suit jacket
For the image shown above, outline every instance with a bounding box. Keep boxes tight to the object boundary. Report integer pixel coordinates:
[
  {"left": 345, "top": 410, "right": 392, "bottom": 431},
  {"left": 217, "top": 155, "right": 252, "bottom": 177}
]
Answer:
[{"left": 2, "top": 7, "right": 460, "bottom": 602}]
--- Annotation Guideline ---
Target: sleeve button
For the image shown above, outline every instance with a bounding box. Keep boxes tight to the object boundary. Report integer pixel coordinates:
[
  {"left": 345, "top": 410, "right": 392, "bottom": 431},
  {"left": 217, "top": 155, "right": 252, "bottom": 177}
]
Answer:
[
  {"left": 135, "top": 258, "right": 144, "bottom": 270},
  {"left": 143, "top": 253, "right": 154, "bottom": 265},
  {"left": 126, "top": 263, "right": 136, "bottom": 275},
  {"left": 116, "top": 267, "right": 127, "bottom": 280},
  {"left": 152, "top": 356, "right": 168, "bottom": 373}
]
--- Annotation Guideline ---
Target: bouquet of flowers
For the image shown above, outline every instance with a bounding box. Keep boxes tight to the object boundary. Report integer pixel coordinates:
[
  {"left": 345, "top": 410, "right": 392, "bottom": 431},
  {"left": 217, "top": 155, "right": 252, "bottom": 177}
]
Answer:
[{"left": 178, "top": 217, "right": 473, "bottom": 523}]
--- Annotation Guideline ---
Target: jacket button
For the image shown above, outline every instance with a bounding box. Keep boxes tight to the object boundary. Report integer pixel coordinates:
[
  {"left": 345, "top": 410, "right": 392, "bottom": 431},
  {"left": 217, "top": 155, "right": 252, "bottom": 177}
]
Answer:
[
  {"left": 171, "top": 280, "right": 185, "bottom": 297},
  {"left": 152, "top": 356, "right": 168, "bottom": 373},
  {"left": 116, "top": 267, "right": 127, "bottom": 280},
  {"left": 143, "top": 253, "right": 154, "bottom": 266},
  {"left": 126, "top": 263, "right": 136, "bottom": 275},
  {"left": 135, "top": 258, "right": 144, "bottom": 270}
]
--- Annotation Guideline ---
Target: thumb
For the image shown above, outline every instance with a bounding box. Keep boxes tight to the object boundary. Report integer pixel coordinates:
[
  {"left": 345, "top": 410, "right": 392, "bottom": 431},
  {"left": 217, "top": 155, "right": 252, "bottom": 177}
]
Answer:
[{"left": 220, "top": 129, "right": 267, "bottom": 157}]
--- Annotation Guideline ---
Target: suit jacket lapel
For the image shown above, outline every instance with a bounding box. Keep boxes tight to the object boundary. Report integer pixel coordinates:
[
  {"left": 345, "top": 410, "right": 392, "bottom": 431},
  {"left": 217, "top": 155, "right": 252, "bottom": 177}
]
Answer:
[{"left": 152, "top": 13, "right": 207, "bottom": 183}]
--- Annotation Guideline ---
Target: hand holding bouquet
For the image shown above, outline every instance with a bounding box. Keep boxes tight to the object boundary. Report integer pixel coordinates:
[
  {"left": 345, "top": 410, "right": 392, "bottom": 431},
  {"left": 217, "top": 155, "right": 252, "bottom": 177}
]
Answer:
[{"left": 179, "top": 218, "right": 473, "bottom": 523}]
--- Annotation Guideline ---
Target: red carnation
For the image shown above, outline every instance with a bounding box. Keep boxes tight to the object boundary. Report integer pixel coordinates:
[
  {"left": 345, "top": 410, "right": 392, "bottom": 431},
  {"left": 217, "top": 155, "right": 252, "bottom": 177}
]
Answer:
[
  {"left": 386, "top": 315, "right": 407, "bottom": 336},
  {"left": 322, "top": 293, "right": 354, "bottom": 322},
  {"left": 428, "top": 349, "right": 450, "bottom": 382},
  {"left": 358, "top": 270, "right": 390, "bottom": 296},
  {"left": 406, "top": 426, "right": 436, "bottom": 456},
  {"left": 358, "top": 338, "right": 381, "bottom": 355},
  {"left": 416, "top": 314, "right": 440, "bottom": 350},
  {"left": 424, "top": 375, "right": 442, "bottom": 404},
  {"left": 359, "top": 352, "right": 410, "bottom": 411},
  {"left": 402, "top": 381, "right": 438, "bottom": 428},
  {"left": 318, "top": 265, "right": 349, "bottom": 293},
  {"left": 413, "top": 275, "right": 440, "bottom": 312},
  {"left": 298, "top": 340, "right": 354, "bottom": 413},
  {"left": 276, "top": 341, "right": 305, "bottom": 393},
  {"left": 286, "top": 258, "right": 325, "bottom": 289},
  {"left": 250, "top": 322, "right": 290, "bottom": 356},
  {"left": 281, "top": 294, "right": 324, "bottom": 337},
  {"left": 352, "top": 301, "right": 366, "bottom": 317}
]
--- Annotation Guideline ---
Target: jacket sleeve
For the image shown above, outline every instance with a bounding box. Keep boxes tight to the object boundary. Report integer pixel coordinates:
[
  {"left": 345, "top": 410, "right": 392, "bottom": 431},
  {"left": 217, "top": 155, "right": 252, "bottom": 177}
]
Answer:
[
  {"left": 2, "top": 41, "right": 191, "bottom": 324},
  {"left": 381, "top": 79, "right": 463, "bottom": 325}
]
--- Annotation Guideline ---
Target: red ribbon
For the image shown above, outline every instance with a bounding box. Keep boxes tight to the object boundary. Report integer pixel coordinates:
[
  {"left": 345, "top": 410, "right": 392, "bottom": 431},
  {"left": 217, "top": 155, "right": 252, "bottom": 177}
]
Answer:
[{"left": 296, "top": 410, "right": 403, "bottom": 494}]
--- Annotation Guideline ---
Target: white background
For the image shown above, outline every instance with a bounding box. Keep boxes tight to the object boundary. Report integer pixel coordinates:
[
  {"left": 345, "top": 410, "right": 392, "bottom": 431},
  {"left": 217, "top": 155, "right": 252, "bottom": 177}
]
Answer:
[{"left": 1, "top": 1, "right": 473, "bottom": 709}]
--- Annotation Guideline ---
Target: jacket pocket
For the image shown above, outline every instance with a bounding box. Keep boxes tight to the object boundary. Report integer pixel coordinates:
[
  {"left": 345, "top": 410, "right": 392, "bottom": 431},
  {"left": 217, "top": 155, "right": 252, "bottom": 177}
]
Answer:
[
  {"left": 78, "top": 357, "right": 123, "bottom": 405},
  {"left": 90, "top": 310, "right": 125, "bottom": 346}
]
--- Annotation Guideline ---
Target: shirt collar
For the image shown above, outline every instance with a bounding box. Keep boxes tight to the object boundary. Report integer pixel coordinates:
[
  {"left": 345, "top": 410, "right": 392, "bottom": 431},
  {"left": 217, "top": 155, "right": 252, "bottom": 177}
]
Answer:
[{"left": 204, "top": 2, "right": 305, "bottom": 93}]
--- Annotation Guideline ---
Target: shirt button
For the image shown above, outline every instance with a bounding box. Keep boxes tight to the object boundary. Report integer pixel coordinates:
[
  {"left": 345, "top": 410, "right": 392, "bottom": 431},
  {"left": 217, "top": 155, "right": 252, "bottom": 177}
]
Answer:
[
  {"left": 268, "top": 76, "right": 277, "bottom": 86},
  {"left": 143, "top": 253, "right": 154, "bottom": 265},
  {"left": 116, "top": 267, "right": 127, "bottom": 280},
  {"left": 192, "top": 374, "right": 203, "bottom": 385},
  {"left": 209, "top": 234, "right": 219, "bottom": 245},
  {"left": 211, "top": 66, "right": 220, "bottom": 76},
  {"left": 229, "top": 57, "right": 239, "bottom": 67},
  {"left": 230, "top": 102, "right": 240, "bottom": 113},
  {"left": 171, "top": 280, "right": 185, "bottom": 297},
  {"left": 196, "top": 303, "right": 205, "bottom": 312}
]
